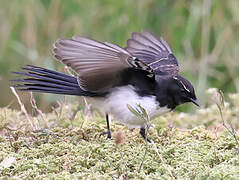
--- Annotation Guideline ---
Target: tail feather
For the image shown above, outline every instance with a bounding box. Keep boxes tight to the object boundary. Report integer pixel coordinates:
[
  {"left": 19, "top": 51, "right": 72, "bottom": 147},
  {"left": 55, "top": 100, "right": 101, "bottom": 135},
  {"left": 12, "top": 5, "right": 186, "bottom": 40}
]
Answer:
[
  {"left": 12, "top": 71, "right": 78, "bottom": 88},
  {"left": 12, "top": 78, "right": 77, "bottom": 90},
  {"left": 11, "top": 65, "right": 99, "bottom": 97}
]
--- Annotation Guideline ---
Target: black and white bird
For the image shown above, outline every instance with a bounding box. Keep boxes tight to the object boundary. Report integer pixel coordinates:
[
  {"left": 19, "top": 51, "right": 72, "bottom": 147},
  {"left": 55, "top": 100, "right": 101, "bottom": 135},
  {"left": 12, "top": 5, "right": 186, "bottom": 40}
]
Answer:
[{"left": 12, "top": 31, "right": 199, "bottom": 141}]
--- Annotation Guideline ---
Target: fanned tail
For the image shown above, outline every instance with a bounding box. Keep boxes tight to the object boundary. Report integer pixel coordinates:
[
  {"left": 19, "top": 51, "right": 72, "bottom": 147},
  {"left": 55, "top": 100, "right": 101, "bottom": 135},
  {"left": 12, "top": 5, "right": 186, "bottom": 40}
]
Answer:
[{"left": 11, "top": 65, "right": 99, "bottom": 97}]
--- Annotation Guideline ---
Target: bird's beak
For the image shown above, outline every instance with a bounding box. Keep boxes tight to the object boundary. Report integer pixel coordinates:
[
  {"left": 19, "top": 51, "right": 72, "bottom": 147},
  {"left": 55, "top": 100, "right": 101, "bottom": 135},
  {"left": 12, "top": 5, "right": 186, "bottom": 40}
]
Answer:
[{"left": 190, "top": 98, "right": 200, "bottom": 107}]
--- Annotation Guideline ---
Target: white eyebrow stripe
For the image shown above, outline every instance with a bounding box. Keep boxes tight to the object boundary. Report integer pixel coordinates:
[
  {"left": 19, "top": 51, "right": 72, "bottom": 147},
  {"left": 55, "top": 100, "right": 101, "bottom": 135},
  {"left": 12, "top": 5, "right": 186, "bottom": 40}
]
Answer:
[
  {"left": 180, "top": 80, "right": 190, "bottom": 92},
  {"left": 173, "top": 77, "right": 190, "bottom": 92}
]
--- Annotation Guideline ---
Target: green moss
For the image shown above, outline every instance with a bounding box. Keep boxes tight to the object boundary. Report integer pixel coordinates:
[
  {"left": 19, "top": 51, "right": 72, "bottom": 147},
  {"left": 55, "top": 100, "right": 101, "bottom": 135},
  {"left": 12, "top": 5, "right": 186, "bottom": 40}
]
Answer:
[{"left": 1, "top": 95, "right": 239, "bottom": 179}]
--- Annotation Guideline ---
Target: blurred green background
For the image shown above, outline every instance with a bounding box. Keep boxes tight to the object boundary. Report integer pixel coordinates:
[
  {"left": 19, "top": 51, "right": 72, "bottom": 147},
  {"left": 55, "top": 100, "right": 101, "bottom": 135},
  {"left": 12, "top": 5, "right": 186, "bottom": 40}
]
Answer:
[{"left": 0, "top": 0, "right": 238, "bottom": 111}]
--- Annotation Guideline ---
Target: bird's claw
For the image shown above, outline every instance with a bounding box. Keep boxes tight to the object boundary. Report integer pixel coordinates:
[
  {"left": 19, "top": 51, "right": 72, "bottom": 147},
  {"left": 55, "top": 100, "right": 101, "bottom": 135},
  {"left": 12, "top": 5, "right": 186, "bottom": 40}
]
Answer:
[{"left": 99, "top": 131, "right": 111, "bottom": 139}]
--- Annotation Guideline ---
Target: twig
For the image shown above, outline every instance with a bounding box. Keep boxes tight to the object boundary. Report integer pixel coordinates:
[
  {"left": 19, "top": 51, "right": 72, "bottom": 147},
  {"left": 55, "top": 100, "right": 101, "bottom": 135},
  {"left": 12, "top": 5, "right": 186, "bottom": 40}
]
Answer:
[
  {"left": 217, "top": 105, "right": 239, "bottom": 152},
  {"left": 30, "top": 92, "right": 45, "bottom": 128},
  {"left": 6, "top": 130, "right": 14, "bottom": 151},
  {"left": 216, "top": 90, "right": 239, "bottom": 153},
  {"left": 83, "top": 97, "right": 92, "bottom": 119},
  {"left": 151, "top": 140, "right": 176, "bottom": 179},
  {"left": 128, "top": 104, "right": 176, "bottom": 178},
  {"left": 127, "top": 104, "right": 150, "bottom": 172},
  {"left": 10, "top": 87, "right": 35, "bottom": 130},
  {"left": 51, "top": 101, "right": 63, "bottom": 127},
  {"left": 80, "top": 98, "right": 92, "bottom": 128}
]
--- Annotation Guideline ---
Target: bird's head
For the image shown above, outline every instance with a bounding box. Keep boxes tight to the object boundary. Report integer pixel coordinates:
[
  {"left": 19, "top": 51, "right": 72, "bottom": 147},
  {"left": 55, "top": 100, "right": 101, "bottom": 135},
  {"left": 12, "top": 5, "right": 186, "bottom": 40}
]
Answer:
[{"left": 167, "top": 75, "right": 199, "bottom": 107}]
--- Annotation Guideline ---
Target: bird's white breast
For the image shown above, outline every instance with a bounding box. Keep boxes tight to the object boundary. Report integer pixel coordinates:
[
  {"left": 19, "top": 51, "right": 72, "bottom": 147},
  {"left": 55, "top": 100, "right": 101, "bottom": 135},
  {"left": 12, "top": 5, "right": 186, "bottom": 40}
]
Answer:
[{"left": 88, "top": 85, "right": 170, "bottom": 128}]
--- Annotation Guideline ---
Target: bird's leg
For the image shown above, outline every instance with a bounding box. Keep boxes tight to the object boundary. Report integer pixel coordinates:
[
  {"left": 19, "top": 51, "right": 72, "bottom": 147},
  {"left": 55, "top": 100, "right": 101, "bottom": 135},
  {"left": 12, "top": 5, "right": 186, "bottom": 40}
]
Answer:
[
  {"left": 99, "top": 113, "right": 111, "bottom": 139},
  {"left": 139, "top": 127, "right": 151, "bottom": 143},
  {"left": 106, "top": 113, "right": 111, "bottom": 139}
]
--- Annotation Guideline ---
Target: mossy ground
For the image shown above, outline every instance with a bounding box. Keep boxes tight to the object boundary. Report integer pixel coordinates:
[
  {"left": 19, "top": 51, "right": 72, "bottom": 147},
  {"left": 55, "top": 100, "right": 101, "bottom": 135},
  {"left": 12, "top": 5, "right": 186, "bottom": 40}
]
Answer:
[{"left": 1, "top": 93, "right": 239, "bottom": 179}]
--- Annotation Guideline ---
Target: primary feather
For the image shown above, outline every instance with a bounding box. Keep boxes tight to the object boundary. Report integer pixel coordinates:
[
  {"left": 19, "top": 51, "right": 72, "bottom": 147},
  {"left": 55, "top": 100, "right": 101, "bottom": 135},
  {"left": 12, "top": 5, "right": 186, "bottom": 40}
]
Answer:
[{"left": 126, "top": 31, "right": 179, "bottom": 75}]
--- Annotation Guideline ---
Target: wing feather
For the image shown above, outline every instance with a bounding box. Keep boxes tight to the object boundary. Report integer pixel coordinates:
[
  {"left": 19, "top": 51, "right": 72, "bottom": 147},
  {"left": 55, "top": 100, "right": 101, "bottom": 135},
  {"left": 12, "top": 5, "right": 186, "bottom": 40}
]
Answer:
[
  {"left": 53, "top": 36, "right": 134, "bottom": 92},
  {"left": 53, "top": 32, "right": 177, "bottom": 92},
  {"left": 53, "top": 35, "right": 155, "bottom": 92},
  {"left": 126, "top": 31, "right": 178, "bottom": 75}
]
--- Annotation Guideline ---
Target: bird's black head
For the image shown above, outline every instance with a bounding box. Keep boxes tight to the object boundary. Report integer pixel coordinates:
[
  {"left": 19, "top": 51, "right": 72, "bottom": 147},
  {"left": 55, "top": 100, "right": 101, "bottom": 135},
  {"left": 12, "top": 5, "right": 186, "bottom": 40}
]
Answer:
[{"left": 165, "top": 75, "right": 199, "bottom": 108}]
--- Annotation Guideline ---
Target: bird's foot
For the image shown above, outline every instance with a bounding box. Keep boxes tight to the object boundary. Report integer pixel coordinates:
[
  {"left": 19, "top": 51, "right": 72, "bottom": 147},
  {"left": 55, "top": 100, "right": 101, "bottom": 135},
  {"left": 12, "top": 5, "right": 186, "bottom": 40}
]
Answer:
[
  {"left": 99, "top": 130, "right": 111, "bottom": 140},
  {"left": 145, "top": 138, "right": 151, "bottom": 143}
]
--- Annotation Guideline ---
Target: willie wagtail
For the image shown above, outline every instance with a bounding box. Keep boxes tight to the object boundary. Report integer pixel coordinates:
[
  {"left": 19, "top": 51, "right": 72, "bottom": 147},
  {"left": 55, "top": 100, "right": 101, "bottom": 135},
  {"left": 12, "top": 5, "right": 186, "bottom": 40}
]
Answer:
[{"left": 12, "top": 31, "right": 199, "bottom": 141}]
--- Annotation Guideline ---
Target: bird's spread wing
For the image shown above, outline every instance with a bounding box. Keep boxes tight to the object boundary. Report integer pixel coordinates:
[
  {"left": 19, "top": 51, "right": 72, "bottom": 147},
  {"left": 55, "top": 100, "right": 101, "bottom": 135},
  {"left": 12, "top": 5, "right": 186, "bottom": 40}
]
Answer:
[
  {"left": 53, "top": 36, "right": 153, "bottom": 92},
  {"left": 126, "top": 31, "right": 179, "bottom": 75}
]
